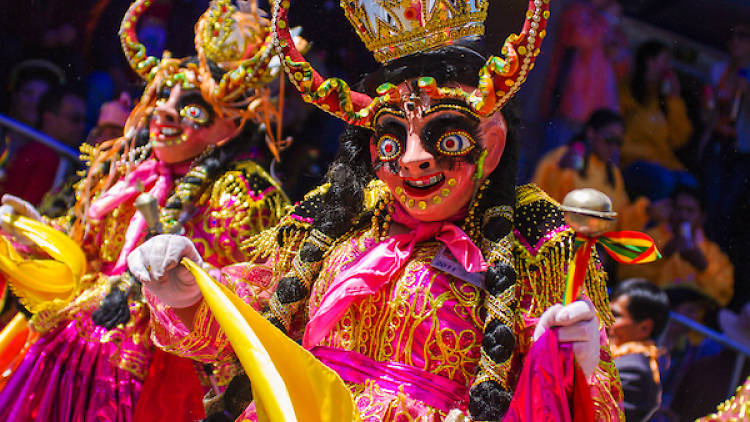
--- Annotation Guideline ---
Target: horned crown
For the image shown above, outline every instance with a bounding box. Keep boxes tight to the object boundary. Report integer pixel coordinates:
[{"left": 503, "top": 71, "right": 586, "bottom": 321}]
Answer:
[
  {"left": 200, "top": 0, "right": 260, "bottom": 63},
  {"left": 341, "top": 0, "right": 489, "bottom": 63}
]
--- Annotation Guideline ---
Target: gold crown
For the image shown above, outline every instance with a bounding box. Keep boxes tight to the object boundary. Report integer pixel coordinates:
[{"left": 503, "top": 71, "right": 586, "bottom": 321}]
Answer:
[{"left": 341, "top": 0, "right": 488, "bottom": 63}]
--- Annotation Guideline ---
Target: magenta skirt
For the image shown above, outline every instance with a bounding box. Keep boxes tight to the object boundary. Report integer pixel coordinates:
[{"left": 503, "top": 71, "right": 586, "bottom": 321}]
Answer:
[{"left": 0, "top": 316, "right": 145, "bottom": 422}]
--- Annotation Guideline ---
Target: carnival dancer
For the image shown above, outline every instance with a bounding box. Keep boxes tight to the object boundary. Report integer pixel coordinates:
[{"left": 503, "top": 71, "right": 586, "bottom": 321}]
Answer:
[
  {"left": 0, "top": 0, "right": 296, "bottom": 420},
  {"left": 129, "top": 0, "right": 625, "bottom": 420}
]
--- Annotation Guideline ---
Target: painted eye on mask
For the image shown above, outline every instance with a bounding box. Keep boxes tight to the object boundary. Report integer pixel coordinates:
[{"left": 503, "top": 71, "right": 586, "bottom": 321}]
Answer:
[
  {"left": 377, "top": 135, "right": 402, "bottom": 161},
  {"left": 179, "top": 104, "right": 210, "bottom": 125},
  {"left": 436, "top": 130, "right": 475, "bottom": 156}
]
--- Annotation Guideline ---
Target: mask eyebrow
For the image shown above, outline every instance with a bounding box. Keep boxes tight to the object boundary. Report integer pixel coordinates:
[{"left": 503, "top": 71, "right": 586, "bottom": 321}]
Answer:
[
  {"left": 374, "top": 119, "right": 406, "bottom": 137},
  {"left": 423, "top": 100, "right": 481, "bottom": 122},
  {"left": 177, "top": 92, "right": 212, "bottom": 111},
  {"left": 420, "top": 114, "right": 479, "bottom": 142},
  {"left": 373, "top": 106, "right": 406, "bottom": 125}
]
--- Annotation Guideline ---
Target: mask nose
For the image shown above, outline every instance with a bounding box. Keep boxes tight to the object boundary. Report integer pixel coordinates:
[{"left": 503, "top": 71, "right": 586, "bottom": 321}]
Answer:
[
  {"left": 400, "top": 131, "right": 434, "bottom": 173},
  {"left": 153, "top": 86, "right": 181, "bottom": 124}
]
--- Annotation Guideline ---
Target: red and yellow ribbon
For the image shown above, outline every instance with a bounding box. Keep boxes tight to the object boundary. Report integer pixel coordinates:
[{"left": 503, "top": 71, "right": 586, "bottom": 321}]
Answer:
[{"left": 564, "top": 231, "right": 660, "bottom": 304}]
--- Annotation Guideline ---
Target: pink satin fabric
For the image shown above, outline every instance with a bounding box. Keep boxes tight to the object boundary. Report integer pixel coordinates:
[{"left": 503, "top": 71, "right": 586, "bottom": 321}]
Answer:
[
  {"left": 0, "top": 311, "right": 147, "bottom": 422},
  {"left": 303, "top": 204, "right": 487, "bottom": 348},
  {"left": 313, "top": 346, "right": 469, "bottom": 413},
  {"left": 88, "top": 159, "right": 173, "bottom": 274},
  {"left": 504, "top": 329, "right": 594, "bottom": 422}
]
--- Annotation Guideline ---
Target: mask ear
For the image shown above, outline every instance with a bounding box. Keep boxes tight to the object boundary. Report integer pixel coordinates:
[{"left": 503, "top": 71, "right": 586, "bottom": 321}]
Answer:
[{"left": 479, "top": 111, "right": 507, "bottom": 179}]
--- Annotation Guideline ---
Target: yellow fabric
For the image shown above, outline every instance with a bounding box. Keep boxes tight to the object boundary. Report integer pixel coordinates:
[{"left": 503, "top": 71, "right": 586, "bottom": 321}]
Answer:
[
  {"left": 183, "top": 258, "right": 356, "bottom": 422},
  {"left": 0, "top": 313, "right": 26, "bottom": 351},
  {"left": 532, "top": 147, "right": 650, "bottom": 231},
  {"left": 0, "top": 215, "right": 86, "bottom": 312},
  {"left": 619, "top": 86, "right": 693, "bottom": 170},
  {"left": 618, "top": 224, "right": 734, "bottom": 306}
]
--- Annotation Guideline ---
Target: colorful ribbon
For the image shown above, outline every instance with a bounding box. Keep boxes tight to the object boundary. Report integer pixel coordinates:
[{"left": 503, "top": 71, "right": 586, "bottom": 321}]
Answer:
[{"left": 564, "top": 231, "right": 660, "bottom": 304}]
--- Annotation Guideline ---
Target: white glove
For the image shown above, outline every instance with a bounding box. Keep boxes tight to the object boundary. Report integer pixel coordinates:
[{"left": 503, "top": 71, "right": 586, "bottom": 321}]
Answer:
[
  {"left": 0, "top": 194, "right": 43, "bottom": 242},
  {"left": 533, "top": 300, "right": 601, "bottom": 379},
  {"left": 127, "top": 234, "right": 204, "bottom": 308}
]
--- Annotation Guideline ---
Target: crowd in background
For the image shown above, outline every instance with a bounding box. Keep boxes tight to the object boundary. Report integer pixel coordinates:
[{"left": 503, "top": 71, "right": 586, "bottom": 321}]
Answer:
[{"left": 0, "top": 0, "right": 748, "bottom": 421}]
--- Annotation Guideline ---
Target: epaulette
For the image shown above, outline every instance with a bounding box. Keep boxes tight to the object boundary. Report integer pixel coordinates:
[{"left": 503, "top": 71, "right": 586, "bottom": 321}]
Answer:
[
  {"left": 513, "top": 184, "right": 570, "bottom": 258},
  {"left": 206, "top": 160, "right": 288, "bottom": 219},
  {"left": 512, "top": 184, "right": 612, "bottom": 325},
  {"left": 231, "top": 160, "right": 283, "bottom": 196},
  {"left": 287, "top": 183, "right": 330, "bottom": 222}
]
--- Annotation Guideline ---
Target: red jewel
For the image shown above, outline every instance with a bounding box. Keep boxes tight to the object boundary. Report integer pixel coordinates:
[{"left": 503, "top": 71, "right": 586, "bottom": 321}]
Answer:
[
  {"left": 384, "top": 144, "right": 393, "bottom": 154},
  {"left": 445, "top": 139, "right": 456, "bottom": 149},
  {"left": 404, "top": 7, "right": 418, "bottom": 21}
]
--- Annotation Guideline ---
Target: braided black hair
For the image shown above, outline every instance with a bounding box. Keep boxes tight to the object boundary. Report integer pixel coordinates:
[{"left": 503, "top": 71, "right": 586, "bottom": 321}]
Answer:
[{"left": 297, "top": 41, "right": 521, "bottom": 420}]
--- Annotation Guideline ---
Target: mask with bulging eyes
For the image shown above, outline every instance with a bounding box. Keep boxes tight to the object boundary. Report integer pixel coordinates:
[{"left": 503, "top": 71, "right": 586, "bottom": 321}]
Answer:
[
  {"left": 149, "top": 83, "right": 238, "bottom": 164},
  {"left": 369, "top": 81, "right": 508, "bottom": 222}
]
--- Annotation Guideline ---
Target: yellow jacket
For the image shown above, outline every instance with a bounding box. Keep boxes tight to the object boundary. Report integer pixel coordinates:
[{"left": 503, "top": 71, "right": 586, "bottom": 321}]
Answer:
[
  {"left": 619, "top": 86, "right": 693, "bottom": 170},
  {"left": 532, "top": 146, "right": 650, "bottom": 231},
  {"left": 618, "top": 224, "right": 734, "bottom": 306}
]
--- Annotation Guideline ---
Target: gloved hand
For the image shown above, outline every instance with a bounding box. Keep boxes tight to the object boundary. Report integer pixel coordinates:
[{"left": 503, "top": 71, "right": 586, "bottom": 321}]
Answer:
[
  {"left": 0, "top": 194, "right": 43, "bottom": 242},
  {"left": 533, "top": 299, "right": 601, "bottom": 379},
  {"left": 127, "top": 234, "right": 204, "bottom": 308}
]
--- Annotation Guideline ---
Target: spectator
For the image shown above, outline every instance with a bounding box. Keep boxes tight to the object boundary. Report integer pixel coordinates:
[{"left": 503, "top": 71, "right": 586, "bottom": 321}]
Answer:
[
  {"left": 654, "top": 284, "right": 722, "bottom": 421},
  {"left": 0, "top": 86, "right": 86, "bottom": 205},
  {"left": 609, "top": 278, "right": 670, "bottom": 422},
  {"left": 620, "top": 40, "right": 695, "bottom": 201},
  {"left": 669, "top": 303, "right": 750, "bottom": 421},
  {"left": 540, "top": 0, "right": 621, "bottom": 152},
  {"left": 85, "top": 92, "right": 132, "bottom": 145},
  {"left": 701, "top": 24, "right": 750, "bottom": 249},
  {"left": 533, "top": 108, "right": 649, "bottom": 231},
  {"left": 0, "top": 60, "right": 64, "bottom": 174},
  {"left": 4, "top": 60, "right": 64, "bottom": 127},
  {"left": 37, "top": 92, "right": 134, "bottom": 218},
  {"left": 619, "top": 185, "right": 734, "bottom": 307}
]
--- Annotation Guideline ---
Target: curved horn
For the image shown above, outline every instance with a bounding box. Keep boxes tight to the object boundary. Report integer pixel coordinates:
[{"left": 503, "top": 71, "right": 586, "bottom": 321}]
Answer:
[
  {"left": 471, "top": 0, "right": 551, "bottom": 115},
  {"left": 272, "top": 0, "right": 378, "bottom": 127},
  {"left": 119, "top": 0, "right": 161, "bottom": 81}
]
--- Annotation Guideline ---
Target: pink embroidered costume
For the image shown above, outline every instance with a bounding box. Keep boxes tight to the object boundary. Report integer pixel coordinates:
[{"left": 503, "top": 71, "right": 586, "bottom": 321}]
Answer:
[
  {"left": 138, "top": 0, "right": 625, "bottom": 420},
  {"left": 148, "top": 184, "right": 623, "bottom": 421},
  {"left": 0, "top": 1, "right": 291, "bottom": 421}
]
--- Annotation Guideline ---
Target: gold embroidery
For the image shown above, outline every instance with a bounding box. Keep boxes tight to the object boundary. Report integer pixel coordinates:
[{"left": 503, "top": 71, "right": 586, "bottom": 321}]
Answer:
[{"left": 314, "top": 239, "right": 484, "bottom": 385}]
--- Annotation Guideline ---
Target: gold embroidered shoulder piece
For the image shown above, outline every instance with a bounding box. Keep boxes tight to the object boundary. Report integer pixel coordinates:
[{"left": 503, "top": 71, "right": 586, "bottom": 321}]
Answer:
[{"left": 512, "top": 184, "right": 612, "bottom": 324}]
